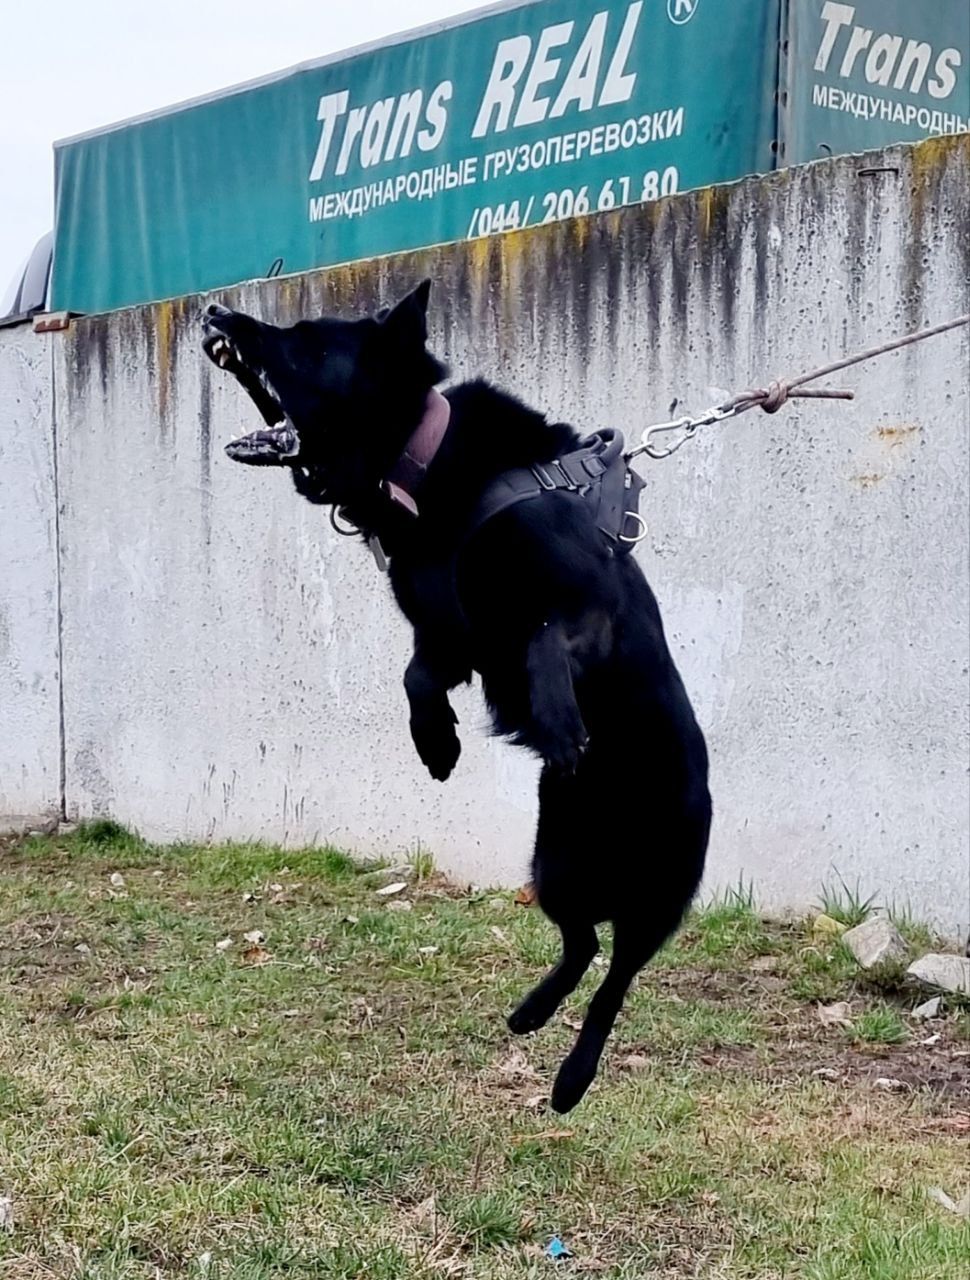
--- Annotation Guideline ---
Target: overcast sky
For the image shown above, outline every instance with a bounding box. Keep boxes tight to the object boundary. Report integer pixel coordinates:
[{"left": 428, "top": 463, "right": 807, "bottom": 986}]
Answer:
[{"left": 0, "top": 0, "right": 488, "bottom": 294}]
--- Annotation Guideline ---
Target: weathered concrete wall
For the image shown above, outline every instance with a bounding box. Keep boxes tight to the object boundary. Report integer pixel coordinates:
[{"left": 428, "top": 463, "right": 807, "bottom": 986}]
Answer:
[
  {"left": 0, "top": 324, "right": 61, "bottom": 827},
  {"left": 27, "top": 134, "right": 970, "bottom": 934}
]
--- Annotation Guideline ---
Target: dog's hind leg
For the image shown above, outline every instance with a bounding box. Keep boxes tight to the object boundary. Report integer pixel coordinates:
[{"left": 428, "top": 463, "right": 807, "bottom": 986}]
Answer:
[
  {"left": 550, "top": 913, "right": 683, "bottom": 1114},
  {"left": 507, "top": 920, "right": 599, "bottom": 1035}
]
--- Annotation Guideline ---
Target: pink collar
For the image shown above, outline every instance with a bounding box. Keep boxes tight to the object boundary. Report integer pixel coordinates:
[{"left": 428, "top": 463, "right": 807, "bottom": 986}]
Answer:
[{"left": 381, "top": 388, "right": 451, "bottom": 517}]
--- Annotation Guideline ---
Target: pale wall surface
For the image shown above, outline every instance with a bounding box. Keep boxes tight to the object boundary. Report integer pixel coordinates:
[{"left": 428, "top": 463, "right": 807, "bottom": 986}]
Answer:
[
  {"left": 7, "top": 135, "right": 970, "bottom": 933},
  {"left": 0, "top": 324, "right": 61, "bottom": 827}
]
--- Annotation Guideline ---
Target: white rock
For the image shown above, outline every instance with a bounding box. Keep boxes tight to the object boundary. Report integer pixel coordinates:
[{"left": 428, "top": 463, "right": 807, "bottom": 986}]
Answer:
[
  {"left": 375, "top": 882, "right": 407, "bottom": 897},
  {"left": 911, "top": 996, "right": 942, "bottom": 1021},
  {"left": 0, "top": 1194, "right": 12, "bottom": 1233},
  {"left": 841, "top": 917, "right": 908, "bottom": 969},
  {"left": 926, "top": 1186, "right": 970, "bottom": 1218},
  {"left": 906, "top": 953, "right": 970, "bottom": 996}
]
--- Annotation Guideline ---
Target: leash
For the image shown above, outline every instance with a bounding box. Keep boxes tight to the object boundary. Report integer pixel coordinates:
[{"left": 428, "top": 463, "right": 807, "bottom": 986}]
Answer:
[
  {"left": 627, "top": 313, "right": 970, "bottom": 462},
  {"left": 331, "top": 312, "right": 968, "bottom": 569}
]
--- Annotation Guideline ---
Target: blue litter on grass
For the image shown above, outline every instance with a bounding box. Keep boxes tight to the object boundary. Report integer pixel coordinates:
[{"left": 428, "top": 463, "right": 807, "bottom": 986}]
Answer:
[{"left": 545, "top": 1236, "right": 571, "bottom": 1260}]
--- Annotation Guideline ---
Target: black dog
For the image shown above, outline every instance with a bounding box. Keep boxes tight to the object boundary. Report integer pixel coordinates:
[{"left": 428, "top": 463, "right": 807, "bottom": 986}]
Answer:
[{"left": 202, "top": 282, "right": 711, "bottom": 1112}]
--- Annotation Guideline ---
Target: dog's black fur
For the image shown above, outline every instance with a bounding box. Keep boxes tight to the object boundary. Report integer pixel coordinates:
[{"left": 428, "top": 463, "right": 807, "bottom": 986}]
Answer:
[{"left": 203, "top": 282, "right": 712, "bottom": 1111}]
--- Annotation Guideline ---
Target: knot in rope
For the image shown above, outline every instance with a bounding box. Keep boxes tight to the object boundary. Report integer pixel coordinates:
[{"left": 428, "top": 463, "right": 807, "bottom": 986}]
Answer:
[
  {"left": 759, "top": 379, "right": 790, "bottom": 414},
  {"left": 733, "top": 380, "right": 792, "bottom": 415}
]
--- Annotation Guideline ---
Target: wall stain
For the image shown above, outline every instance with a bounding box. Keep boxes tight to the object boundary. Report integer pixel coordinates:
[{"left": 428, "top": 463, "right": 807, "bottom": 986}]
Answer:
[
  {"left": 154, "top": 300, "right": 175, "bottom": 428},
  {"left": 751, "top": 209, "right": 769, "bottom": 340},
  {"left": 74, "top": 743, "right": 114, "bottom": 813},
  {"left": 198, "top": 361, "right": 213, "bottom": 552},
  {"left": 874, "top": 423, "right": 920, "bottom": 445},
  {"left": 902, "top": 134, "right": 968, "bottom": 334}
]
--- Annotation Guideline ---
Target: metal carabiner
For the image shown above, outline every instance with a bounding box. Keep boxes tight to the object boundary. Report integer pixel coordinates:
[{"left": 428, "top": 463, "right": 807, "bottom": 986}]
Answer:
[
  {"left": 626, "top": 400, "right": 741, "bottom": 462},
  {"left": 640, "top": 422, "right": 699, "bottom": 460},
  {"left": 625, "top": 414, "right": 698, "bottom": 461}
]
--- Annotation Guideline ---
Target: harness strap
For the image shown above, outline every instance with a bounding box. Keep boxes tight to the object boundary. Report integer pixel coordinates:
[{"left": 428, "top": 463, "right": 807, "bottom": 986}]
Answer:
[{"left": 469, "top": 428, "right": 646, "bottom": 553}]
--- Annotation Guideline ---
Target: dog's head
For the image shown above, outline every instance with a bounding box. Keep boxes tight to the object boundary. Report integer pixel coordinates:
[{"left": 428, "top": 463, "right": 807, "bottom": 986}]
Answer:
[{"left": 202, "top": 281, "right": 445, "bottom": 506}]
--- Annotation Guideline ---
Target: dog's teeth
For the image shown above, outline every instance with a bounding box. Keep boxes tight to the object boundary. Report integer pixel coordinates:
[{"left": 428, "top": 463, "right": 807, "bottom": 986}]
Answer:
[{"left": 212, "top": 337, "right": 236, "bottom": 367}]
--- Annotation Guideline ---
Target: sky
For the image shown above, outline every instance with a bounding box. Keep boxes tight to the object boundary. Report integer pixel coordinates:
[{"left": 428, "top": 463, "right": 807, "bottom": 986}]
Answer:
[{"left": 0, "top": 0, "right": 489, "bottom": 296}]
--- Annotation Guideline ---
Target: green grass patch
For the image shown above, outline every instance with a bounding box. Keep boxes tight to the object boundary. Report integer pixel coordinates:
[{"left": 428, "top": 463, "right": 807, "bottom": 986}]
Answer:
[
  {"left": 0, "top": 831, "right": 966, "bottom": 1278},
  {"left": 816, "top": 872, "right": 879, "bottom": 929},
  {"left": 848, "top": 1004, "right": 911, "bottom": 1045}
]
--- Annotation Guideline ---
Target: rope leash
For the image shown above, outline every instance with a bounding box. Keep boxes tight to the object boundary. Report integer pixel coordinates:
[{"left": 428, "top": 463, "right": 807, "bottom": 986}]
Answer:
[{"left": 627, "top": 313, "right": 970, "bottom": 462}]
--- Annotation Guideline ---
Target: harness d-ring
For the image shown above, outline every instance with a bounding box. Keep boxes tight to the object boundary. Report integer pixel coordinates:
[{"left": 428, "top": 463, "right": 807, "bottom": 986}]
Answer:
[
  {"left": 619, "top": 511, "right": 648, "bottom": 545},
  {"left": 329, "top": 506, "right": 359, "bottom": 537}
]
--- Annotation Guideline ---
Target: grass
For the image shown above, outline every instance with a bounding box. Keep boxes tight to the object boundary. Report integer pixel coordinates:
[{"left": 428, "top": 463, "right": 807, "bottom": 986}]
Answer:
[
  {"left": 0, "top": 824, "right": 966, "bottom": 1279},
  {"left": 407, "top": 845, "right": 437, "bottom": 884},
  {"left": 848, "top": 1005, "right": 911, "bottom": 1046},
  {"left": 817, "top": 872, "right": 879, "bottom": 929}
]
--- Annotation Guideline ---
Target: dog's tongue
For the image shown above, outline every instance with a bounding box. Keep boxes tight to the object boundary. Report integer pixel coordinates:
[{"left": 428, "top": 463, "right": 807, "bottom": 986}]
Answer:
[{"left": 225, "top": 424, "right": 300, "bottom": 466}]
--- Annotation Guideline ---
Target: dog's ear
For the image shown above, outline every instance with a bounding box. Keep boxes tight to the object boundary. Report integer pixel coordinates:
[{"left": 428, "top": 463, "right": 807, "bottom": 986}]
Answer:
[{"left": 382, "top": 280, "right": 432, "bottom": 345}]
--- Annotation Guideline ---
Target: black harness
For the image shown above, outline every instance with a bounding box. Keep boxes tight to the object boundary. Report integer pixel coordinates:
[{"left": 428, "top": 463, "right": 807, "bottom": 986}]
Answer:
[
  {"left": 467, "top": 428, "right": 646, "bottom": 554},
  {"left": 360, "top": 427, "right": 646, "bottom": 577}
]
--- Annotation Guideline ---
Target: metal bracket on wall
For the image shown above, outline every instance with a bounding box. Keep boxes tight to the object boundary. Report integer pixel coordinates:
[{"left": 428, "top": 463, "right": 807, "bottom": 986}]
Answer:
[{"left": 33, "top": 312, "right": 76, "bottom": 334}]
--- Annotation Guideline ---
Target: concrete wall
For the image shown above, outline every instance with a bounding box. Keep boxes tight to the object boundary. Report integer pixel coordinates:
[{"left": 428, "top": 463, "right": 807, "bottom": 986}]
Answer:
[
  {"left": 0, "top": 323, "right": 61, "bottom": 827},
  {"left": 6, "top": 134, "right": 970, "bottom": 933}
]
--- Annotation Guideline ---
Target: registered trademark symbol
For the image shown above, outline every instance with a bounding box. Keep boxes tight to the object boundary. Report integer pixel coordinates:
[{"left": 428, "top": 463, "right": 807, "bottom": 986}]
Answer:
[{"left": 667, "top": 0, "right": 698, "bottom": 24}]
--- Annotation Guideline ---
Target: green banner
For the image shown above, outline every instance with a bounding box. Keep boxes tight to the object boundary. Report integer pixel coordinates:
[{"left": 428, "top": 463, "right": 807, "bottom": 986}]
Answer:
[
  {"left": 52, "top": 0, "right": 783, "bottom": 316},
  {"left": 783, "top": 0, "right": 970, "bottom": 164}
]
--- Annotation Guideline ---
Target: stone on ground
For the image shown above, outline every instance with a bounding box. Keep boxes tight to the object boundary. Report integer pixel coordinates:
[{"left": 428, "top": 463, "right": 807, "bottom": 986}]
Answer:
[
  {"left": 841, "top": 916, "right": 908, "bottom": 969},
  {"left": 911, "top": 996, "right": 942, "bottom": 1020},
  {"left": 906, "top": 953, "right": 970, "bottom": 996}
]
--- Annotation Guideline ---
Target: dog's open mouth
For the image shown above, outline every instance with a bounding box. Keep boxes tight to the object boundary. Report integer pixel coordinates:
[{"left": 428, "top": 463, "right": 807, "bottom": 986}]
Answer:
[{"left": 202, "top": 318, "right": 302, "bottom": 467}]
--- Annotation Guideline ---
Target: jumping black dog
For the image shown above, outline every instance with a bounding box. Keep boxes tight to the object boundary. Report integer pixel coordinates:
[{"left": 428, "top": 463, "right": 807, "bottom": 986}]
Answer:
[{"left": 202, "top": 282, "right": 711, "bottom": 1112}]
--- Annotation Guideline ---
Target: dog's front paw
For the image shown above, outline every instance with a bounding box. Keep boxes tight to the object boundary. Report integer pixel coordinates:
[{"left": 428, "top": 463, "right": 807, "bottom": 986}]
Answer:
[
  {"left": 411, "top": 718, "right": 461, "bottom": 782},
  {"left": 540, "top": 725, "right": 589, "bottom": 775}
]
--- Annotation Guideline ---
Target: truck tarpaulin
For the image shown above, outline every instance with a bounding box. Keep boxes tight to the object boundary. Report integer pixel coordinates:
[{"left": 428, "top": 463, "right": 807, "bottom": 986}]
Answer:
[
  {"left": 782, "top": 0, "right": 970, "bottom": 164},
  {"left": 51, "top": 0, "right": 783, "bottom": 315}
]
